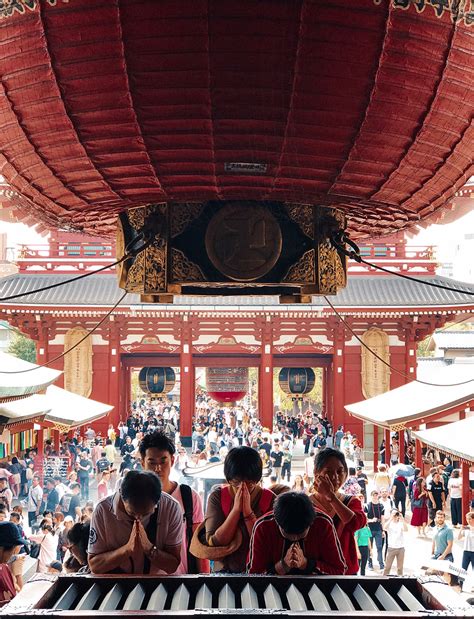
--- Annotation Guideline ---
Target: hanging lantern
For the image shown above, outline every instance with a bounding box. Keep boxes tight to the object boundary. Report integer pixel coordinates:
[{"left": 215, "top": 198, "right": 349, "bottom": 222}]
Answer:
[
  {"left": 1, "top": 2, "right": 471, "bottom": 246},
  {"left": 206, "top": 367, "right": 248, "bottom": 404},
  {"left": 278, "top": 368, "right": 315, "bottom": 396},
  {"left": 139, "top": 367, "right": 176, "bottom": 395}
]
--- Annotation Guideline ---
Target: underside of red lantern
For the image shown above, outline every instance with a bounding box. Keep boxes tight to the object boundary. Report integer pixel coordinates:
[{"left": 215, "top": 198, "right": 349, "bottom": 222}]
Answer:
[
  {"left": 206, "top": 391, "right": 248, "bottom": 405},
  {"left": 206, "top": 367, "right": 249, "bottom": 405},
  {"left": 0, "top": 0, "right": 472, "bottom": 239}
]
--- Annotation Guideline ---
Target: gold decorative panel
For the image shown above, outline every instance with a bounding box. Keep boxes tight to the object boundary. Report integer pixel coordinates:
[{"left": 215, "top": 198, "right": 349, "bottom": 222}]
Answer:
[
  {"left": 170, "top": 203, "right": 204, "bottom": 238},
  {"left": 283, "top": 250, "right": 315, "bottom": 284},
  {"left": 117, "top": 204, "right": 168, "bottom": 295},
  {"left": 171, "top": 248, "right": 205, "bottom": 283},
  {"left": 284, "top": 203, "right": 314, "bottom": 238}
]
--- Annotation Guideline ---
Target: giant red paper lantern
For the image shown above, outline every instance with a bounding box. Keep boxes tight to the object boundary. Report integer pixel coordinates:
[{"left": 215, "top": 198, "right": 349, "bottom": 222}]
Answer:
[
  {"left": 0, "top": 0, "right": 472, "bottom": 238},
  {"left": 206, "top": 367, "right": 248, "bottom": 404}
]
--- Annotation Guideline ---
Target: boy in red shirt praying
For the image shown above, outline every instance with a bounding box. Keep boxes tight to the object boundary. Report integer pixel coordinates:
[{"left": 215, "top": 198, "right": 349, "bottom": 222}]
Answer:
[{"left": 247, "top": 491, "right": 346, "bottom": 575}]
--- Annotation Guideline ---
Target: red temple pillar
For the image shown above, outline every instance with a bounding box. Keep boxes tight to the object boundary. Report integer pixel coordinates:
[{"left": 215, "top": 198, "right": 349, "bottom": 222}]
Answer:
[
  {"left": 398, "top": 429, "right": 405, "bottom": 464},
  {"left": 322, "top": 366, "right": 329, "bottom": 418},
  {"left": 52, "top": 429, "right": 60, "bottom": 454},
  {"left": 36, "top": 429, "right": 44, "bottom": 457},
  {"left": 332, "top": 325, "right": 345, "bottom": 431},
  {"left": 36, "top": 319, "right": 49, "bottom": 368},
  {"left": 415, "top": 439, "right": 422, "bottom": 469},
  {"left": 462, "top": 461, "right": 471, "bottom": 521},
  {"left": 107, "top": 321, "right": 120, "bottom": 427},
  {"left": 325, "top": 365, "right": 334, "bottom": 428},
  {"left": 179, "top": 318, "right": 194, "bottom": 446},
  {"left": 384, "top": 428, "right": 391, "bottom": 465},
  {"left": 34, "top": 428, "right": 45, "bottom": 484},
  {"left": 118, "top": 363, "right": 126, "bottom": 422},
  {"left": 124, "top": 365, "right": 132, "bottom": 415},
  {"left": 404, "top": 327, "right": 417, "bottom": 382},
  {"left": 373, "top": 424, "right": 379, "bottom": 471},
  {"left": 259, "top": 323, "right": 274, "bottom": 431}
]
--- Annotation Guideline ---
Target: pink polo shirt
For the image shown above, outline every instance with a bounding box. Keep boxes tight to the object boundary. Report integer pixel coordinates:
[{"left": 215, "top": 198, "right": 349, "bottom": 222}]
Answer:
[{"left": 88, "top": 490, "right": 182, "bottom": 574}]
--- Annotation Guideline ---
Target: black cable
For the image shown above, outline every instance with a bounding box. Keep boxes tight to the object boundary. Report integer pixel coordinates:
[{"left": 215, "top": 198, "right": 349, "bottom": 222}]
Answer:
[
  {"left": 323, "top": 295, "right": 473, "bottom": 387},
  {"left": 0, "top": 321, "right": 30, "bottom": 339},
  {"left": 331, "top": 233, "right": 474, "bottom": 297},
  {"left": 0, "top": 291, "right": 127, "bottom": 374},
  {"left": 417, "top": 315, "right": 473, "bottom": 356},
  {"left": 433, "top": 315, "right": 473, "bottom": 332},
  {"left": 0, "top": 256, "right": 125, "bottom": 302},
  {"left": 0, "top": 231, "right": 153, "bottom": 303}
]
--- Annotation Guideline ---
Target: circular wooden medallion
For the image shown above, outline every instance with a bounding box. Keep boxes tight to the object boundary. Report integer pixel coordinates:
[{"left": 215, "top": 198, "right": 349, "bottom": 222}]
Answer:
[{"left": 205, "top": 203, "right": 282, "bottom": 281}]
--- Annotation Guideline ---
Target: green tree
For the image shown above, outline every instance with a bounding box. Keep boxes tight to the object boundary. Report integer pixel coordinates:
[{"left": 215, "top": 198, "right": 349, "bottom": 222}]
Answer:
[
  {"left": 417, "top": 321, "right": 474, "bottom": 358},
  {"left": 8, "top": 332, "right": 37, "bottom": 364},
  {"left": 442, "top": 320, "right": 473, "bottom": 331},
  {"left": 417, "top": 336, "right": 434, "bottom": 358}
]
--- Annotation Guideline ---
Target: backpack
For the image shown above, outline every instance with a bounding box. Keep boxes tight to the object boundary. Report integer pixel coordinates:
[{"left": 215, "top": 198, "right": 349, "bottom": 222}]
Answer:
[
  {"left": 220, "top": 485, "right": 275, "bottom": 518},
  {"left": 96, "top": 459, "right": 110, "bottom": 473},
  {"left": 142, "top": 506, "right": 159, "bottom": 575},
  {"left": 180, "top": 484, "right": 199, "bottom": 574}
]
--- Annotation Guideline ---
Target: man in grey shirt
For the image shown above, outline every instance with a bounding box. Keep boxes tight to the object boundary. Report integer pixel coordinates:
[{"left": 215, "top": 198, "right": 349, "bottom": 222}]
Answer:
[{"left": 88, "top": 470, "right": 182, "bottom": 575}]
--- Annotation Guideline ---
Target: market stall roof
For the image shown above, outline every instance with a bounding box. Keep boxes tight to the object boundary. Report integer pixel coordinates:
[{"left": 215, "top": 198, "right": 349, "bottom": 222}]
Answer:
[
  {"left": 0, "top": 352, "right": 61, "bottom": 402},
  {"left": 0, "top": 385, "right": 112, "bottom": 430},
  {"left": 0, "top": 1, "right": 472, "bottom": 238},
  {"left": 412, "top": 416, "right": 474, "bottom": 464},
  {"left": 433, "top": 331, "right": 474, "bottom": 351},
  {"left": 345, "top": 364, "right": 474, "bottom": 430}
]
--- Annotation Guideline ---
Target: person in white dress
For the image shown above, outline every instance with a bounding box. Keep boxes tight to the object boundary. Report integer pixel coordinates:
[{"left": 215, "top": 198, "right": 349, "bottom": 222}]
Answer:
[
  {"left": 29, "top": 520, "right": 58, "bottom": 573},
  {"left": 447, "top": 469, "right": 463, "bottom": 527},
  {"left": 304, "top": 451, "right": 315, "bottom": 488}
]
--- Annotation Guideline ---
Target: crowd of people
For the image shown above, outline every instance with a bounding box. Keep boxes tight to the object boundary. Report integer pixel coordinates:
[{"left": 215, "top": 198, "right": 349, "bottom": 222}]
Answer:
[{"left": 0, "top": 399, "right": 473, "bottom": 605}]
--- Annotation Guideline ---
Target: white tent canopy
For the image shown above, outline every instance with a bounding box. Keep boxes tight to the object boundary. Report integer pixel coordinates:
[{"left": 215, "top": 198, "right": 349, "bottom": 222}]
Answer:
[
  {"left": 412, "top": 415, "right": 474, "bottom": 463},
  {"left": 0, "top": 385, "right": 112, "bottom": 429},
  {"left": 345, "top": 364, "right": 474, "bottom": 429},
  {"left": 0, "top": 351, "right": 61, "bottom": 400}
]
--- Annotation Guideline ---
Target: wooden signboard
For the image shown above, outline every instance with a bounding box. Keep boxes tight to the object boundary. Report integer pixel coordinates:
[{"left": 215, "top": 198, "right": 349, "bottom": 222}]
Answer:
[
  {"left": 64, "top": 327, "right": 93, "bottom": 398},
  {"left": 361, "top": 328, "right": 390, "bottom": 399}
]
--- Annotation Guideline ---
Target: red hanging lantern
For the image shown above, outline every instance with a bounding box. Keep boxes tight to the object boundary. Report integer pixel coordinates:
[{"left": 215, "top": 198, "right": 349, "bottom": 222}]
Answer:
[
  {"left": 206, "top": 367, "right": 248, "bottom": 404},
  {"left": 0, "top": 2, "right": 471, "bottom": 240}
]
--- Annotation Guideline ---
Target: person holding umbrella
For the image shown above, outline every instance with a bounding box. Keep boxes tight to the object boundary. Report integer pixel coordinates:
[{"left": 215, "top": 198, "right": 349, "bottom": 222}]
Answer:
[{"left": 391, "top": 464, "right": 413, "bottom": 518}]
